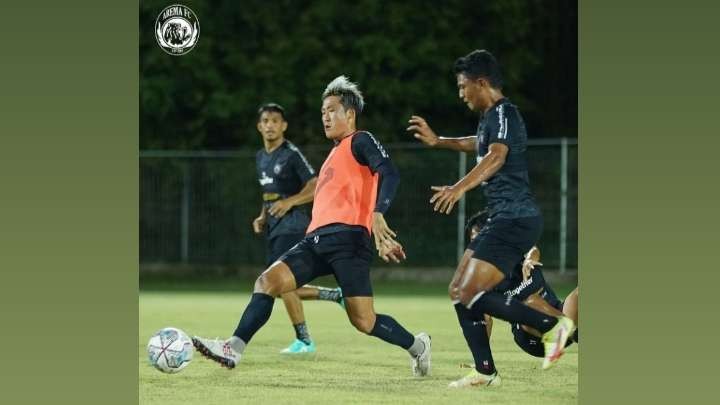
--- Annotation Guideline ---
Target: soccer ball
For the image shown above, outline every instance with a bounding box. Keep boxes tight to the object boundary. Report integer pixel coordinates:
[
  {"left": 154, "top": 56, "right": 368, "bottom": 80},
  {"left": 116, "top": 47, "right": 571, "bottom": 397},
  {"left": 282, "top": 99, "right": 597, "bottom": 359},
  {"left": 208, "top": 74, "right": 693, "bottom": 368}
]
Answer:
[{"left": 147, "top": 327, "right": 193, "bottom": 373}]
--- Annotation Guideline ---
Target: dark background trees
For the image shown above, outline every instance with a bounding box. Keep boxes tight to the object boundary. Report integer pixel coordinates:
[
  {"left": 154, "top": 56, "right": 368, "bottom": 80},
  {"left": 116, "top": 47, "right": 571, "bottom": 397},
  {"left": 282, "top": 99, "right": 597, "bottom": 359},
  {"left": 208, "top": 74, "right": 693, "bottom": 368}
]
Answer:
[{"left": 140, "top": 0, "right": 576, "bottom": 150}]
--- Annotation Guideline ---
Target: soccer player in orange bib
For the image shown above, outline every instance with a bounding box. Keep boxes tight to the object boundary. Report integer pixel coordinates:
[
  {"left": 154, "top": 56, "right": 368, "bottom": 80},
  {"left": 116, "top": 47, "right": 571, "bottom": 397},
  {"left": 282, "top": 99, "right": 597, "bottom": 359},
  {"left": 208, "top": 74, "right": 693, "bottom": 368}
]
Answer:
[
  {"left": 193, "top": 76, "right": 431, "bottom": 377},
  {"left": 252, "top": 102, "right": 345, "bottom": 354}
]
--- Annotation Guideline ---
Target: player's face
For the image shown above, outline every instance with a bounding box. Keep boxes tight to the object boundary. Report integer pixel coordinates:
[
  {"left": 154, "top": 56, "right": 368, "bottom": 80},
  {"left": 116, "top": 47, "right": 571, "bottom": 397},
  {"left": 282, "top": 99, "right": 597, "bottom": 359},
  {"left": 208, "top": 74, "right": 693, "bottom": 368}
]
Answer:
[
  {"left": 321, "top": 96, "right": 352, "bottom": 140},
  {"left": 457, "top": 73, "right": 487, "bottom": 112},
  {"left": 257, "top": 111, "right": 288, "bottom": 142}
]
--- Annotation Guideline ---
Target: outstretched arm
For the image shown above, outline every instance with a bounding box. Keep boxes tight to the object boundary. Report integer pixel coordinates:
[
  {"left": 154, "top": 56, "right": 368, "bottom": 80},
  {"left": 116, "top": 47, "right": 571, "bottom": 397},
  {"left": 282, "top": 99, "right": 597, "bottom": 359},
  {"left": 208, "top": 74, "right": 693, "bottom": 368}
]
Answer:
[{"left": 407, "top": 115, "right": 476, "bottom": 152}]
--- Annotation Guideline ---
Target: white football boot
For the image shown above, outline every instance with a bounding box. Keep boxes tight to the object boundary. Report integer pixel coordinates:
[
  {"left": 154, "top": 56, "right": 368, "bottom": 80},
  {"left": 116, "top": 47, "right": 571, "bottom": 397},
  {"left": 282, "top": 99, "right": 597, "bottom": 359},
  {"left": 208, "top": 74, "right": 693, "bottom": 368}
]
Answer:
[
  {"left": 541, "top": 316, "right": 575, "bottom": 370},
  {"left": 410, "top": 332, "right": 432, "bottom": 376},
  {"left": 448, "top": 369, "right": 501, "bottom": 388},
  {"left": 192, "top": 336, "right": 241, "bottom": 369}
]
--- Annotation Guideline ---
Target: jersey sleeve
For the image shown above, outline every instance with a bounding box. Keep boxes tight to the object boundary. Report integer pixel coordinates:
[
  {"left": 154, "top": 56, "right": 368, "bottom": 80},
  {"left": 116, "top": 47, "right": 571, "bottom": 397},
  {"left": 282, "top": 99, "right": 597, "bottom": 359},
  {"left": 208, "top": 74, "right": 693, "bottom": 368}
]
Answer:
[
  {"left": 350, "top": 131, "right": 391, "bottom": 172},
  {"left": 287, "top": 143, "right": 316, "bottom": 184},
  {"left": 486, "top": 103, "right": 521, "bottom": 146},
  {"left": 351, "top": 132, "right": 399, "bottom": 214}
]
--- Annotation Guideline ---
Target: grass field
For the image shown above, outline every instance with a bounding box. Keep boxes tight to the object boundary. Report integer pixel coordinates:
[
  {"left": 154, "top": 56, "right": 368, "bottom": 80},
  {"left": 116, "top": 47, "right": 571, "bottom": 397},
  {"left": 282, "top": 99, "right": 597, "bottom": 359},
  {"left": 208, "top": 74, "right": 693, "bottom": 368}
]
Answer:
[{"left": 140, "top": 286, "right": 577, "bottom": 404}]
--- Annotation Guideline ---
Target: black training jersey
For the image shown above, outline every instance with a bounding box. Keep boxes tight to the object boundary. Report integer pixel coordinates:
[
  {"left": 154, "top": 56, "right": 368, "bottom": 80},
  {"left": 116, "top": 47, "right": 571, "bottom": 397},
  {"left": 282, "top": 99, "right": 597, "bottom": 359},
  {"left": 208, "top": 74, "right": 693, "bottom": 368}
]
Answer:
[
  {"left": 475, "top": 98, "right": 540, "bottom": 219},
  {"left": 256, "top": 140, "right": 316, "bottom": 239}
]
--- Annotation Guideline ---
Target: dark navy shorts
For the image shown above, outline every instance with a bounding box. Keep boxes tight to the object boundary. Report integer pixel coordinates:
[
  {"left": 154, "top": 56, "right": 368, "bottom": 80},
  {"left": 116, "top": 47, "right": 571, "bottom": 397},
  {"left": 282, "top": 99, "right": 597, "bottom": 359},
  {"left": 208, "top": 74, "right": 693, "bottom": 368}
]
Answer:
[
  {"left": 468, "top": 215, "right": 543, "bottom": 278},
  {"left": 278, "top": 230, "right": 374, "bottom": 297},
  {"left": 267, "top": 233, "right": 305, "bottom": 267}
]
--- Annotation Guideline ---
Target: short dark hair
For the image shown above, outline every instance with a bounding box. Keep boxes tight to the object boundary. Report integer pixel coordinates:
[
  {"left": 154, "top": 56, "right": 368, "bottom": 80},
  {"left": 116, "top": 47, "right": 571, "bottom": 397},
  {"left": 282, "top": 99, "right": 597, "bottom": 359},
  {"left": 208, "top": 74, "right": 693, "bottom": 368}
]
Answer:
[
  {"left": 465, "top": 209, "right": 489, "bottom": 237},
  {"left": 453, "top": 49, "right": 503, "bottom": 89},
  {"left": 321, "top": 75, "right": 365, "bottom": 117},
  {"left": 257, "top": 102, "right": 286, "bottom": 121}
]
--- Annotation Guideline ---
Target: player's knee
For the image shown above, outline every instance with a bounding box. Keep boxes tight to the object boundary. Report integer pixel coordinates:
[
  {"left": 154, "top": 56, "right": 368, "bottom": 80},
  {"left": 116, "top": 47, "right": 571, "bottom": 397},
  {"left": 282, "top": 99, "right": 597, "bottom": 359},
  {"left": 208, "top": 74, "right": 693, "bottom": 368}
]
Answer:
[
  {"left": 458, "top": 284, "right": 482, "bottom": 307},
  {"left": 254, "top": 272, "right": 281, "bottom": 297},
  {"left": 349, "top": 313, "right": 376, "bottom": 334}
]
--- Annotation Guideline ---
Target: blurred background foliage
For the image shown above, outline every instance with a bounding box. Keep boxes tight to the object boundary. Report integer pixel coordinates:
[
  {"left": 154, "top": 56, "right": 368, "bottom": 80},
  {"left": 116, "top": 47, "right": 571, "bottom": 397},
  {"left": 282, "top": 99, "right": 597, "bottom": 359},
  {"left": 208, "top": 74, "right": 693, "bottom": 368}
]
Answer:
[{"left": 140, "top": 0, "right": 577, "bottom": 150}]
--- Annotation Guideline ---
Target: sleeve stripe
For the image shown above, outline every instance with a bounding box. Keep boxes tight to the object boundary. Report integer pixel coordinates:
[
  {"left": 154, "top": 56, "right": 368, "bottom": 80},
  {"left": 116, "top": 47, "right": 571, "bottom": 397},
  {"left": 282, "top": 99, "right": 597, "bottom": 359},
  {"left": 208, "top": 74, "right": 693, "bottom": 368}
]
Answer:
[
  {"left": 287, "top": 142, "right": 315, "bottom": 175},
  {"left": 497, "top": 105, "right": 509, "bottom": 140},
  {"left": 365, "top": 132, "right": 389, "bottom": 158}
]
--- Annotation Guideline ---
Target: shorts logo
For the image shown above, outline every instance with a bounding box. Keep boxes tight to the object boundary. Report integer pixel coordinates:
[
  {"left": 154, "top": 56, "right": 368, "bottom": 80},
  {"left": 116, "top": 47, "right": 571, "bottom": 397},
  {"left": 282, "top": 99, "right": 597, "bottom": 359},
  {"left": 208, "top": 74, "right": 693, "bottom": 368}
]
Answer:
[
  {"left": 503, "top": 276, "right": 535, "bottom": 299},
  {"left": 313, "top": 235, "right": 320, "bottom": 244},
  {"left": 155, "top": 4, "right": 200, "bottom": 56}
]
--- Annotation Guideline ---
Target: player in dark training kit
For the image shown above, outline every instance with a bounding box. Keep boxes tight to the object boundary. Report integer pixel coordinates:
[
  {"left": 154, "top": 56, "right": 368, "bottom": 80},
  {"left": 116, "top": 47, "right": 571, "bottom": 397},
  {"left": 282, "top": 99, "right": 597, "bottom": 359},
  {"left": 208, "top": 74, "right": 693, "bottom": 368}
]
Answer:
[
  {"left": 193, "top": 77, "right": 431, "bottom": 376},
  {"left": 503, "top": 252, "right": 579, "bottom": 358},
  {"left": 408, "top": 49, "right": 575, "bottom": 388},
  {"left": 253, "top": 103, "right": 344, "bottom": 354},
  {"left": 465, "top": 211, "right": 579, "bottom": 359}
]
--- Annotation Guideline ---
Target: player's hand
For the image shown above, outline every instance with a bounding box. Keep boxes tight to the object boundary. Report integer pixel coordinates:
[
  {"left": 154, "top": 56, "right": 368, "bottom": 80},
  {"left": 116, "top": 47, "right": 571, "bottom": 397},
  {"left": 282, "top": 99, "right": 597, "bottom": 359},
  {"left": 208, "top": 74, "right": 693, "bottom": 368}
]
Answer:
[
  {"left": 378, "top": 238, "right": 406, "bottom": 264},
  {"left": 521, "top": 257, "right": 542, "bottom": 280},
  {"left": 371, "top": 212, "right": 397, "bottom": 249},
  {"left": 430, "top": 185, "right": 465, "bottom": 215},
  {"left": 407, "top": 115, "right": 439, "bottom": 147},
  {"left": 268, "top": 199, "right": 293, "bottom": 218},
  {"left": 252, "top": 215, "right": 266, "bottom": 234}
]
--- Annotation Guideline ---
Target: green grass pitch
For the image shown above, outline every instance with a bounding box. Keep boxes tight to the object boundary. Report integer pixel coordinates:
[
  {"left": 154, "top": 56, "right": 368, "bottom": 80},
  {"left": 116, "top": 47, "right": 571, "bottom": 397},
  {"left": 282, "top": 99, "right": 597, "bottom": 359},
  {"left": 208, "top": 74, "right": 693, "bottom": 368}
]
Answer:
[{"left": 140, "top": 289, "right": 577, "bottom": 404}]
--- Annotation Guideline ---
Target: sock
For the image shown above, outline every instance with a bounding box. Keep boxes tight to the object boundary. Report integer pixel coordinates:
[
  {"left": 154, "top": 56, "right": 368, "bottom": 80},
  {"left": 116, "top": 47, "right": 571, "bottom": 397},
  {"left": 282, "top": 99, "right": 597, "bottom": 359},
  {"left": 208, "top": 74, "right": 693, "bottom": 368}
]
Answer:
[
  {"left": 468, "top": 291, "right": 558, "bottom": 334},
  {"left": 454, "top": 303, "right": 496, "bottom": 375},
  {"left": 316, "top": 287, "right": 342, "bottom": 303},
  {"left": 407, "top": 337, "right": 425, "bottom": 357},
  {"left": 572, "top": 328, "right": 579, "bottom": 343},
  {"left": 232, "top": 293, "right": 275, "bottom": 344},
  {"left": 228, "top": 336, "right": 246, "bottom": 354},
  {"left": 369, "top": 314, "right": 415, "bottom": 350},
  {"left": 293, "top": 322, "right": 312, "bottom": 344}
]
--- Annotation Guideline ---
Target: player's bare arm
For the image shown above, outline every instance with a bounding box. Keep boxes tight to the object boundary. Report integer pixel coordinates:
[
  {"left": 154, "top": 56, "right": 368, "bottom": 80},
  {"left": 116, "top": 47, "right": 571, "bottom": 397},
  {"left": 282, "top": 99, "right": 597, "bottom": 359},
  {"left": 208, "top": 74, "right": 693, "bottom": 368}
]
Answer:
[
  {"left": 371, "top": 212, "right": 397, "bottom": 248},
  {"left": 268, "top": 177, "right": 318, "bottom": 218},
  {"left": 430, "top": 142, "right": 508, "bottom": 214},
  {"left": 252, "top": 205, "right": 267, "bottom": 234},
  {"left": 377, "top": 237, "right": 406, "bottom": 264},
  {"left": 522, "top": 246, "right": 542, "bottom": 280},
  {"left": 407, "top": 115, "right": 476, "bottom": 152}
]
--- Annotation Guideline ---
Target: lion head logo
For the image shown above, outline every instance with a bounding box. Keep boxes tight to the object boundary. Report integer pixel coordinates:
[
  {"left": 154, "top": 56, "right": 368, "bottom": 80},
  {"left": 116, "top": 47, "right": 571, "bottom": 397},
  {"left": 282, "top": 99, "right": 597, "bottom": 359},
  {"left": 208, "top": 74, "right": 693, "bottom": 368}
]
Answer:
[{"left": 155, "top": 5, "right": 200, "bottom": 56}]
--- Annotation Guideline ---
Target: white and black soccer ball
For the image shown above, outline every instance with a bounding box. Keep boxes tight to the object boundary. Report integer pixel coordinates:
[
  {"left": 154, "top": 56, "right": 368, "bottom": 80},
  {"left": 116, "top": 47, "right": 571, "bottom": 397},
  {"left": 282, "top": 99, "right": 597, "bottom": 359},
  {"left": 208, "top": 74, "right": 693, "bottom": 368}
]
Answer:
[{"left": 147, "top": 327, "right": 193, "bottom": 373}]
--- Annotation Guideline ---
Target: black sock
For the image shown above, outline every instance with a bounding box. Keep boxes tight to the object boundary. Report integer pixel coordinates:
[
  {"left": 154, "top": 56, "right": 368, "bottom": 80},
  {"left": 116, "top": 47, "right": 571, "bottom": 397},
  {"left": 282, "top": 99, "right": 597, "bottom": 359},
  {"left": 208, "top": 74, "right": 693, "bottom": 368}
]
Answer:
[
  {"left": 369, "top": 314, "right": 414, "bottom": 350},
  {"left": 316, "top": 287, "right": 342, "bottom": 303},
  {"left": 232, "top": 293, "right": 274, "bottom": 343},
  {"left": 469, "top": 291, "right": 558, "bottom": 334},
  {"left": 293, "top": 322, "right": 312, "bottom": 344},
  {"left": 572, "top": 328, "right": 579, "bottom": 343},
  {"left": 454, "top": 303, "right": 496, "bottom": 375}
]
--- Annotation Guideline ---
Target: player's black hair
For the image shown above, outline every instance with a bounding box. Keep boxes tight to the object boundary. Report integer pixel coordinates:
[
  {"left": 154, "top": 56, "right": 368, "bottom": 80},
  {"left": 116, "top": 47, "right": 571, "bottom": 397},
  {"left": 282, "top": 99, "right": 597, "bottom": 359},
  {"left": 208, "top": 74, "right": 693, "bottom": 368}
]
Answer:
[
  {"left": 322, "top": 75, "right": 365, "bottom": 117},
  {"left": 453, "top": 49, "right": 503, "bottom": 89},
  {"left": 465, "top": 209, "right": 489, "bottom": 237},
  {"left": 257, "top": 102, "right": 286, "bottom": 121}
]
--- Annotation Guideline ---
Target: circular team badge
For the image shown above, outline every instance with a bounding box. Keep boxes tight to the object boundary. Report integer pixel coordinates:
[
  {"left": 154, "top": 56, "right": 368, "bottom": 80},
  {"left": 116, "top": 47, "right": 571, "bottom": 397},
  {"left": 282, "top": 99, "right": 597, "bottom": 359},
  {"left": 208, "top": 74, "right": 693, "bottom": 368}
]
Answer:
[{"left": 155, "top": 4, "right": 200, "bottom": 56}]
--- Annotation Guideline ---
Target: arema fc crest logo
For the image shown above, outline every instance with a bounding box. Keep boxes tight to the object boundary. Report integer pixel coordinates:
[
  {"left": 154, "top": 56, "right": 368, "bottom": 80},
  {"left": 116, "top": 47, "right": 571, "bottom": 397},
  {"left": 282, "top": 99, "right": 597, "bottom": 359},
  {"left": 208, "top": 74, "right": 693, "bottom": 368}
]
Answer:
[{"left": 155, "top": 5, "right": 200, "bottom": 56}]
